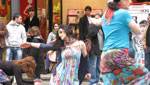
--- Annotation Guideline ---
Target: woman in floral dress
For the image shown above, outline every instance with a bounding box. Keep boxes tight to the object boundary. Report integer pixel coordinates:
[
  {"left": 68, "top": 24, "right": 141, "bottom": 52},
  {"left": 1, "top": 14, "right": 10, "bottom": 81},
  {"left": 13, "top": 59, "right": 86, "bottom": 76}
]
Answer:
[
  {"left": 0, "top": 69, "right": 8, "bottom": 84},
  {"left": 20, "top": 25, "right": 91, "bottom": 85},
  {"left": 49, "top": 25, "right": 91, "bottom": 85}
]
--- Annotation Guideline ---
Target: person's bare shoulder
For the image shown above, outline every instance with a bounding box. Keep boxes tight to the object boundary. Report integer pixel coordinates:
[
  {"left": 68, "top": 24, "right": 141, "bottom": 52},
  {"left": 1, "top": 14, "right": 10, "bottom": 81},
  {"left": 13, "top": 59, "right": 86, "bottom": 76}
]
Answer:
[{"left": 78, "top": 40, "right": 86, "bottom": 49}]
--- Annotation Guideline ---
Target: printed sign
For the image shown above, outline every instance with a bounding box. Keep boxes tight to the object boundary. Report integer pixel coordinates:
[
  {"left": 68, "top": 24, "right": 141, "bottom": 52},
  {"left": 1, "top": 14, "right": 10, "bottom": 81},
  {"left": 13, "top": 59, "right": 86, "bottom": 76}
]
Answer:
[
  {"left": 128, "top": 3, "right": 150, "bottom": 66},
  {"left": 129, "top": 4, "right": 150, "bottom": 24},
  {"left": 91, "top": 9, "right": 103, "bottom": 16},
  {"left": 20, "top": 0, "right": 35, "bottom": 21},
  {"left": 68, "top": 9, "right": 84, "bottom": 16}
]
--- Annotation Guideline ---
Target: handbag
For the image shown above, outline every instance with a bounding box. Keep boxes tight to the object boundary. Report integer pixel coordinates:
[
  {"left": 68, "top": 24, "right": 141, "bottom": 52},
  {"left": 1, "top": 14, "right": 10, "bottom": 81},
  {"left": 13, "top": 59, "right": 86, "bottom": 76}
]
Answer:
[
  {"left": 84, "top": 38, "right": 92, "bottom": 55},
  {"left": 48, "top": 50, "right": 56, "bottom": 62}
]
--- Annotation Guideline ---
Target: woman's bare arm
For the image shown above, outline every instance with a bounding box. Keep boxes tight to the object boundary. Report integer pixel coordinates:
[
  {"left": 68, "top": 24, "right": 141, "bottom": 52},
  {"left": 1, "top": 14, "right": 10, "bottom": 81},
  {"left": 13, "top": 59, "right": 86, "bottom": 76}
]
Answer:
[
  {"left": 128, "top": 20, "right": 141, "bottom": 34},
  {"left": 80, "top": 41, "right": 87, "bottom": 57},
  {"left": 20, "top": 42, "right": 40, "bottom": 48}
]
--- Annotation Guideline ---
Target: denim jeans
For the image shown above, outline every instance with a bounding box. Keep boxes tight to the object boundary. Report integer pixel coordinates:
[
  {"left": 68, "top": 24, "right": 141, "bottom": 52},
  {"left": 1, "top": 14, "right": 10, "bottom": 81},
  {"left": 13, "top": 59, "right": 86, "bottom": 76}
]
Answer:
[
  {"left": 46, "top": 52, "right": 51, "bottom": 69},
  {"left": 129, "top": 40, "right": 135, "bottom": 58},
  {"left": 89, "top": 55, "right": 100, "bottom": 85},
  {"left": 5, "top": 46, "right": 23, "bottom": 61},
  {"left": 0, "top": 47, "right": 3, "bottom": 60},
  {"left": 145, "top": 46, "right": 150, "bottom": 71}
]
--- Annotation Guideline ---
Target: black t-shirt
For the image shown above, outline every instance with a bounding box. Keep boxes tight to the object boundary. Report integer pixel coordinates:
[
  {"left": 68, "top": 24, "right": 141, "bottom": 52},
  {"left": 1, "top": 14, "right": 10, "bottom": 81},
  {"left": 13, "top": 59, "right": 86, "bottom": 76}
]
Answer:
[
  {"left": 0, "top": 61, "right": 34, "bottom": 85},
  {"left": 24, "top": 16, "right": 39, "bottom": 32}
]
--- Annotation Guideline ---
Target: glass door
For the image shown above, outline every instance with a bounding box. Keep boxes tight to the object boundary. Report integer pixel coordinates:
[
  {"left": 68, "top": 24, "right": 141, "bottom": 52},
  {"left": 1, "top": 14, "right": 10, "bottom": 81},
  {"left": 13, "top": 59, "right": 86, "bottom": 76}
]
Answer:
[
  {"left": 0, "top": 0, "right": 11, "bottom": 23},
  {"left": 37, "top": 0, "right": 47, "bottom": 42},
  {"left": 53, "top": 0, "right": 61, "bottom": 24}
]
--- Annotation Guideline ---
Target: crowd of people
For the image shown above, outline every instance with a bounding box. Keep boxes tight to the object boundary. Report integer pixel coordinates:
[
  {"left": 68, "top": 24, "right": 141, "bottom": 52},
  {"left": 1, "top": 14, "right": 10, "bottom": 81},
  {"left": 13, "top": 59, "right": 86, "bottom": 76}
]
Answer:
[{"left": 0, "top": 0, "right": 150, "bottom": 85}]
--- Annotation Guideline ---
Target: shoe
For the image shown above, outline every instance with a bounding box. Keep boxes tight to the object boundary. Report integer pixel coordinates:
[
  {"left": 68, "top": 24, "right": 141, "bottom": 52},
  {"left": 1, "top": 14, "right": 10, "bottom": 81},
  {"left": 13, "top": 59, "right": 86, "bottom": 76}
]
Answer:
[{"left": 44, "top": 68, "right": 50, "bottom": 74}]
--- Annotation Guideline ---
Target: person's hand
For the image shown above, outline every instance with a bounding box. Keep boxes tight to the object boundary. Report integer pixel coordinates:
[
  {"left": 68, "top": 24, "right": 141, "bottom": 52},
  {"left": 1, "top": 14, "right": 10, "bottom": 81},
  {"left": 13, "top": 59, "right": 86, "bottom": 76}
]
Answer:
[
  {"left": 95, "top": 23, "right": 99, "bottom": 26},
  {"left": 86, "top": 73, "right": 91, "bottom": 80},
  {"left": 49, "top": 38, "right": 56, "bottom": 44},
  {"left": 144, "top": 45, "right": 147, "bottom": 51},
  {"left": 26, "top": 32, "right": 31, "bottom": 37},
  {"left": 34, "top": 79, "right": 42, "bottom": 85},
  {"left": 20, "top": 42, "right": 31, "bottom": 48},
  {"left": 6, "top": 78, "right": 9, "bottom": 81}
]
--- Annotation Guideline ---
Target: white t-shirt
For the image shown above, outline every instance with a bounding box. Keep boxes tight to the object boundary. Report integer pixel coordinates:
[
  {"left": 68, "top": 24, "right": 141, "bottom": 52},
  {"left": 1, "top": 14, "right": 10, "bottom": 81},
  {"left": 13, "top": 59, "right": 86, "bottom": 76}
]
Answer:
[
  {"left": 92, "top": 18, "right": 101, "bottom": 24},
  {"left": 87, "top": 16, "right": 93, "bottom": 24}
]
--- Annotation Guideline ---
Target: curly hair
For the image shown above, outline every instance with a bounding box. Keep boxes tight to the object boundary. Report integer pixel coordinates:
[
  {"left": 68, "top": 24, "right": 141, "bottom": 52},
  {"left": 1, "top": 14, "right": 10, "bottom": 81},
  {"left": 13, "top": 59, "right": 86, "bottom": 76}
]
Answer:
[
  {"left": 28, "top": 26, "right": 41, "bottom": 37},
  {"left": 13, "top": 56, "right": 36, "bottom": 78}
]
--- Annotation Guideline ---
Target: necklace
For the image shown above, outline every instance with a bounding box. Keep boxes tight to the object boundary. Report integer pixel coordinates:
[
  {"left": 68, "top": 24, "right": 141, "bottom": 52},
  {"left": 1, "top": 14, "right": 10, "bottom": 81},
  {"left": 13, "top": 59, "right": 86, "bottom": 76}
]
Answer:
[{"left": 64, "top": 38, "right": 76, "bottom": 46}]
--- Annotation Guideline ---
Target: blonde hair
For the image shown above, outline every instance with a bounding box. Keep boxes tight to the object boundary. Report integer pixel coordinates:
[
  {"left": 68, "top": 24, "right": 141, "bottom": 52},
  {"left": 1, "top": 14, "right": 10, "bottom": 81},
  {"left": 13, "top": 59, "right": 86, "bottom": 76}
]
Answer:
[{"left": 28, "top": 26, "right": 41, "bottom": 36}]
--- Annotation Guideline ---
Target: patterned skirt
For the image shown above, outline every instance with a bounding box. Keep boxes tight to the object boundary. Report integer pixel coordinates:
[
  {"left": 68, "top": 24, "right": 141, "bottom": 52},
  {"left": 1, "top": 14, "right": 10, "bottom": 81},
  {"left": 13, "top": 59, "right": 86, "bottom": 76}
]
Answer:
[{"left": 100, "top": 48, "right": 150, "bottom": 85}]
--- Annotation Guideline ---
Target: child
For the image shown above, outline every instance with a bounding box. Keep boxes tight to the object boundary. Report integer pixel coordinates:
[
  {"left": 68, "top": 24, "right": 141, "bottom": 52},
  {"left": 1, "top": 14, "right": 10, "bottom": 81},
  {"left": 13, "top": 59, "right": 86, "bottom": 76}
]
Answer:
[
  {"left": 27, "top": 26, "right": 45, "bottom": 79},
  {"left": 132, "top": 20, "right": 148, "bottom": 66}
]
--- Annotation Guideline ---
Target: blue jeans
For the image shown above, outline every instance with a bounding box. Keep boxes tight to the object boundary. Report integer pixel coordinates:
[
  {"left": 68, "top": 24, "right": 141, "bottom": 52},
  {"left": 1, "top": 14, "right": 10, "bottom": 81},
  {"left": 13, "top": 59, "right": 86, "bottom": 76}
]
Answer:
[
  {"left": 145, "top": 46, "right": 150, "bottom": 71},
  {"left": 5, "top": 46, "right": 23, "bottom": 61},
  {"left": 129, "top": 40, "right": 135, "bottom": 58},
  {"left": 0, "top": 47, "right": 3, "bottom": 60},
  {"left": 89, "top": 55, "right": 100, "bottom": 85},
  {"left": 46, "top": 53, "right": 51, "bottom": 69}
]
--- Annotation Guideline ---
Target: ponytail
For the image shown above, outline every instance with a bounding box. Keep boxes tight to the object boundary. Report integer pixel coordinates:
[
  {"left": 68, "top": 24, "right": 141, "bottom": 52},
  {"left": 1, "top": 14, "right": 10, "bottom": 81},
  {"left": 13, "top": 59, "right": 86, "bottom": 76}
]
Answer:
[{"left": 107, "top": 0, "right": 120, "bottom": 10}]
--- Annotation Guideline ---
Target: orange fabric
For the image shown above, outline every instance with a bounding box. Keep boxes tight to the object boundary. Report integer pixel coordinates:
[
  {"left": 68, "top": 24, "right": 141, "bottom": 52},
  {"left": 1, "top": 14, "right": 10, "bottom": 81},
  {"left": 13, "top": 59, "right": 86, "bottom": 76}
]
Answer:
[
  {"left": 105, "top": 5, "right": 125, "bottom": 24},
  {"left": 105, "top": 8, "right": 114, "bottom": 24}
]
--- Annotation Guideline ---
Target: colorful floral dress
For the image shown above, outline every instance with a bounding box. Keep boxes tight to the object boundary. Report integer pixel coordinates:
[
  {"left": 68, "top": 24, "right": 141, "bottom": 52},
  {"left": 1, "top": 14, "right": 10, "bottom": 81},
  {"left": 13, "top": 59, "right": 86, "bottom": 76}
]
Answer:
[
  {"left": 49, "top": 44, "right": 81, "bottom": 85},
  {"left": 100, "top": 48, "right": 150, "bottom": 85},
  {"left": 0, "top": 69, "right": 7, "bottom": 83}
]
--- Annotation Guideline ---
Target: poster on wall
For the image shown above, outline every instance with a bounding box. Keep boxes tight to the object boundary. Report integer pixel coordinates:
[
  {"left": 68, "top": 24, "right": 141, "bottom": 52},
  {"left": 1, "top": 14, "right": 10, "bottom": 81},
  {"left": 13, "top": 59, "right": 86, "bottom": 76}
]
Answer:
[
  {"left": 68, "top": 9, "right": 84, "bottom": 16},
  {"left": 67, "top": 9, "right": 84, "bottom": 24},
  {"left": 128, "top": 4, "right": 150, "bottom": 66},
  {"left": 91, "top": 9, "right": 103, "bottom": 16},
  {"left": 0, "top": 0, "right": 7, "bottom": 17},
  {"left": 0, "top": 0, "right": 11, "bottom": 23},
  {"left": 20, "top": 0, "right": 35, "bottom": 21},
  {"left": 128, "top": 4, "right": 150, "bottom": 24}
]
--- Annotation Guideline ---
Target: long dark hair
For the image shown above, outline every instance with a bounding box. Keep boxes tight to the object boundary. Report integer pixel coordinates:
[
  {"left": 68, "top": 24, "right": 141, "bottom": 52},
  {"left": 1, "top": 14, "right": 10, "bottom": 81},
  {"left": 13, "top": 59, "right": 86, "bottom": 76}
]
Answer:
[
  {"left": 52, "top": 25, "right": 74, "bottom": 50},
  {"left": 52, "top": 22, "right": 59, "bottom": 29},
  {"left": 108, "top": 0, "right": 120, "bottom": 10}
]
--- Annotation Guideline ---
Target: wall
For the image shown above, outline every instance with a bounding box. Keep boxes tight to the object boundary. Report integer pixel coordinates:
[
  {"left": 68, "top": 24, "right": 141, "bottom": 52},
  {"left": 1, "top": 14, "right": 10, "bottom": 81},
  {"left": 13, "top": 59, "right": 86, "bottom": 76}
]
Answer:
[
  {"left": 62, "top": 0, "right": 108, "bottom": 24},
  {"left": 11, "top": 0, "right": 20, "bottom": 19},
  {"left": 37, "top": 0, "right": 46, "bottom": 9}
]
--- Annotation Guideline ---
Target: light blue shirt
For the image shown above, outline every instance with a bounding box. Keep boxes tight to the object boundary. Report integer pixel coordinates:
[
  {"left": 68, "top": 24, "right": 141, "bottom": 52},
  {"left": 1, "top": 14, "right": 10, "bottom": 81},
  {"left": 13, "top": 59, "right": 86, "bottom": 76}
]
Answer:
[
  {"left": 46, "top": 32, "right": 56, "bottom": 44},
  {"left": 101, "top": 9, "right": 132, "bottom": 51}
]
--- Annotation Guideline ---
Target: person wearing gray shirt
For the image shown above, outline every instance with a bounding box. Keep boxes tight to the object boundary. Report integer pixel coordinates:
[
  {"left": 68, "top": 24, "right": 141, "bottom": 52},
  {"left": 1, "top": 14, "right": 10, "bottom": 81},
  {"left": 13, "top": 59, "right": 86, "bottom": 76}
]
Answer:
[{"left": 5, "top": 13, "right": 26, "bottom": 61}]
